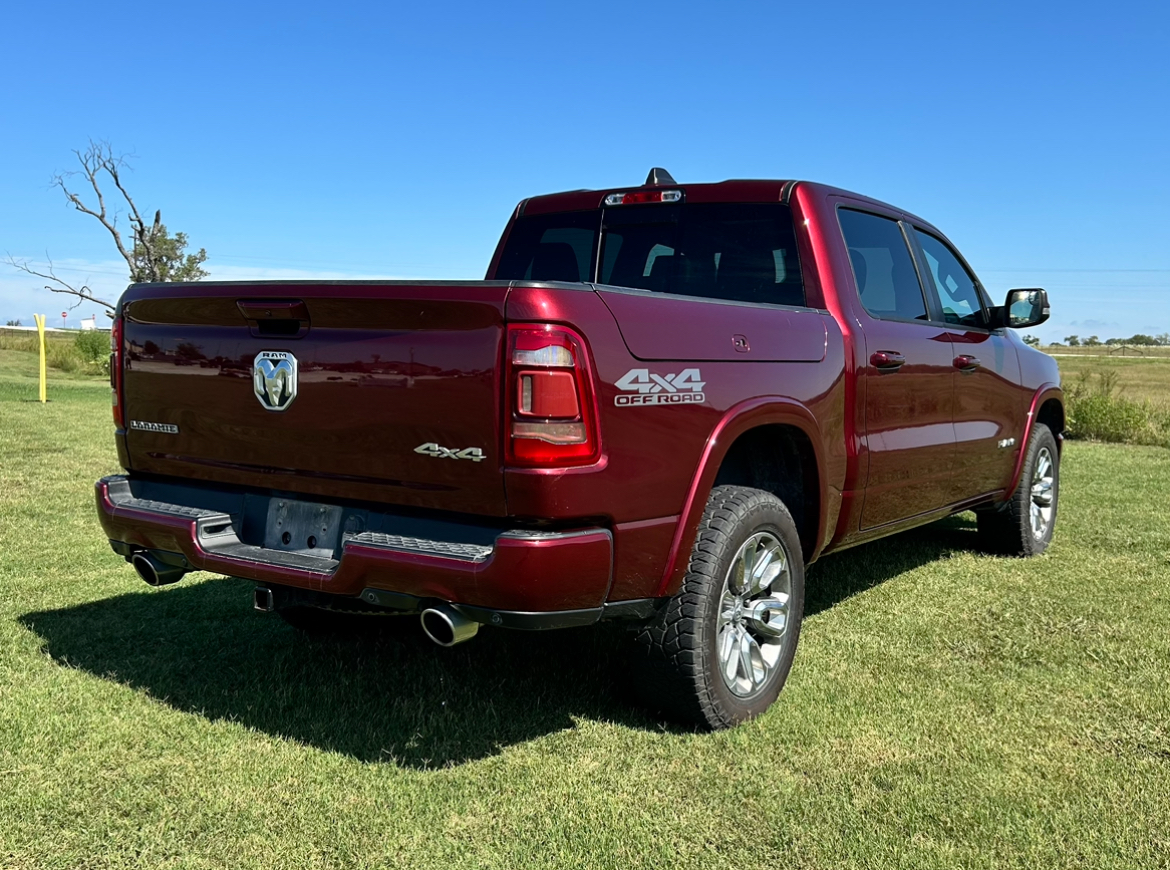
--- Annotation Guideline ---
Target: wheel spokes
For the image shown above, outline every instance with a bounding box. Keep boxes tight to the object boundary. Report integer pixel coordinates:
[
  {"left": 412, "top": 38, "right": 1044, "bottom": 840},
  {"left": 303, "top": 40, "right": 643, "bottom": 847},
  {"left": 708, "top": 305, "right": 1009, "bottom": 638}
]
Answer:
[
  {"left": 1028, "top": 447, "right": 1056, "bottom": 538},
  {"left": 738, "top": 627, "right": 765, "bottom": 689},
  {"left": 717, "top": 530, "right": 794, "bottom": 697},
  {"left": 719, "top": 590, "right": 737, "bottom": 628},
  {"left": 719, "top": 625, "right": 739, "bottom": 685},
  {"left": 747, "top": 543, "right": 784, "bottom": 595},
  {"left": 736, "top": 541, "right": 758, "bottom": 593}
]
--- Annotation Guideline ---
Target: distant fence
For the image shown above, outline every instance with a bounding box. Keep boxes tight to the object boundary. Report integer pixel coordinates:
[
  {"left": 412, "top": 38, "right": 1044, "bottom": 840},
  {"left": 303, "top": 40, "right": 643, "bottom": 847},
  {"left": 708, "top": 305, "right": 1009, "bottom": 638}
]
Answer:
[{"left": 1043, "top": 345, "right": 1170, "bottom": 358}]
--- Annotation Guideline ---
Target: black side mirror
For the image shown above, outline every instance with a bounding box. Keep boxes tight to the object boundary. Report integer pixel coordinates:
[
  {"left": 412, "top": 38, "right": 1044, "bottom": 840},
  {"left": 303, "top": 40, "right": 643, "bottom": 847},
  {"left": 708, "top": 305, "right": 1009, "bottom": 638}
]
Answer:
[{"left": 1004, "top": 288, "right": 1050, "bottom": 329}]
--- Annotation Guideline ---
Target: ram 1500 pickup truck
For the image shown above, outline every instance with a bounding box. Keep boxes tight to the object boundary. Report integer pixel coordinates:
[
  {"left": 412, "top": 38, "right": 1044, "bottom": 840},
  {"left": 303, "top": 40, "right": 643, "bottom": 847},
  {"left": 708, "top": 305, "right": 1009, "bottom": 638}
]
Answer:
[{"left": 95, "top": 168, "right": 1062, "bottom": 729}]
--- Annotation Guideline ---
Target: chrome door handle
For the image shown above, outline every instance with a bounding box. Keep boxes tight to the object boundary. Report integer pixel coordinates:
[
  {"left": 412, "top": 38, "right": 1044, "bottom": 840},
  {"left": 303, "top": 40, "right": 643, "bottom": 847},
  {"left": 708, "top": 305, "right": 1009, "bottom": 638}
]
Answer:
[
  {"left": 870, "top": 351, "right": 906, "bottom": 370},
  {"left": 953, "top": 354, "right": 981, "bottom": 372}
]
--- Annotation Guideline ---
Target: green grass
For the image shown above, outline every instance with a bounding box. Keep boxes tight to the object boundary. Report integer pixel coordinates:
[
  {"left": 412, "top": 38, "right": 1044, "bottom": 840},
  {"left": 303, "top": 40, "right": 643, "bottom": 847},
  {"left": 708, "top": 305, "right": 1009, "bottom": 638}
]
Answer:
[
  {"left": 1054, "top": 353, "right": 1170, "bottom": 406},
  {"left": 0, "top": 327, "right": 110, "bottom": 378},
  {"left": 2, "top": 368, "right": 1170, "bottom": 869},
  {"left": 1051, "top": 355, "right": 1170, "bottom": 448}
]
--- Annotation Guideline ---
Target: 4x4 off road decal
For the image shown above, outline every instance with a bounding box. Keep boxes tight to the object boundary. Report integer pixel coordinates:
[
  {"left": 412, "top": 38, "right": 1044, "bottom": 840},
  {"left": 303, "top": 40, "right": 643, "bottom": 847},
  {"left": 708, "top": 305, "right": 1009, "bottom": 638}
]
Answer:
[{"left": 614, "top": 368, "right": 706, "bottom": 406}]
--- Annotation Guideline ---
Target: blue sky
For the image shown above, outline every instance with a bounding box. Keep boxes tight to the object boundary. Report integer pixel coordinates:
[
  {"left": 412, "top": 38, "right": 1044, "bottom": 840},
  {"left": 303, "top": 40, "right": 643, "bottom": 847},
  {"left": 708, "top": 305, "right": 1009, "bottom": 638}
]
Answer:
[{"left": 1, "top": 0, "right": 1166, "bottom": 342}]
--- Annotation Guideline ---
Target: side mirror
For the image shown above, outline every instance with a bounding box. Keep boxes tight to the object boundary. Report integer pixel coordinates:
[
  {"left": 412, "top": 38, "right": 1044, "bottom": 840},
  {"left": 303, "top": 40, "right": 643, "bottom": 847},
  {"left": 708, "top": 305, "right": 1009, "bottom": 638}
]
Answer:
[{"left": 1004, "top": 288, "right": 1049, "bottom": 328}]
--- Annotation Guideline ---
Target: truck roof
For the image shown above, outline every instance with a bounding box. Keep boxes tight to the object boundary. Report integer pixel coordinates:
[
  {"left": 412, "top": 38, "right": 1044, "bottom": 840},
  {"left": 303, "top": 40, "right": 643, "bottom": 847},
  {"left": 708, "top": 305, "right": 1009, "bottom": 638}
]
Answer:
[
  {"left": 520, "top": 174, "right": 937, "bottom": 232},
  {"left": 521, "top": 179, "right": 798, "bottom": 215}
]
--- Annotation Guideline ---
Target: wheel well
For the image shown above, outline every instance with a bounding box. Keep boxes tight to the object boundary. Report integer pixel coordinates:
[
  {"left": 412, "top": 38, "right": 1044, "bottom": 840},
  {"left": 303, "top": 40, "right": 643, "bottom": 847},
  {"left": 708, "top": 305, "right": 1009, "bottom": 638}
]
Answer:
[
  {"left": 712, "top": 425, "right": 819, "bottom": 561},
  {"left": 1037, "top": 398, "right": 1065, "bottom": 447}
]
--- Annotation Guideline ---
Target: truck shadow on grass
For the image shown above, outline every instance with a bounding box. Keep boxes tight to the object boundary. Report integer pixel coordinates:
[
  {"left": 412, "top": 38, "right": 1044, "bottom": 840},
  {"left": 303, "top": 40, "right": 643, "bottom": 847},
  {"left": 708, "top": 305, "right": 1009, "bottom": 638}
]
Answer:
[{"left": 21, "top": 514, "right": 979, "bottom": 768}]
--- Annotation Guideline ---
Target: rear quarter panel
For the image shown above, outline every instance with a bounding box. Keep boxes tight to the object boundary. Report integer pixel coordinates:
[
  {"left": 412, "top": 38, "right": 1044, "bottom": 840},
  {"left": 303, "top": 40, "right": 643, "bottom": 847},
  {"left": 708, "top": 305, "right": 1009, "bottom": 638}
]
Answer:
[{"left": 504, "top": 284, "right": 847, "bottom": 601}]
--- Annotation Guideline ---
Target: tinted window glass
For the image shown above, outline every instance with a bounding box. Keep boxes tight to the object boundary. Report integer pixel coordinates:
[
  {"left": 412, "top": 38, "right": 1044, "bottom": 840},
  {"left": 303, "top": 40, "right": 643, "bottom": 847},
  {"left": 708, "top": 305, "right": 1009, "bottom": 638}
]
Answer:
[
  {"left": 913, "top": 229, "right": 984, "bottom": 327},
  {"left": 599, "top": 203, "right": 805, "bottom": 306},
  {"left": 838, "top": 209, "right": 928, "bottom": 321},
  {"left": 494, "top": 211, "right": 598, "bottom": 282}
]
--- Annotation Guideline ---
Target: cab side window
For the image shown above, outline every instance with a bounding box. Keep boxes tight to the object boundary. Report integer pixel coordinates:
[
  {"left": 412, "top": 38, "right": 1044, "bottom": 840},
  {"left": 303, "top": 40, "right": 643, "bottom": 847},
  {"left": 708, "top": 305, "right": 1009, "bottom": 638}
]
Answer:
[
  {"left": 838, "top": 209, "right": 929, "bottom": 322},
  {"left": 913, "top": 230, "right": 985, "bottom": 328}
]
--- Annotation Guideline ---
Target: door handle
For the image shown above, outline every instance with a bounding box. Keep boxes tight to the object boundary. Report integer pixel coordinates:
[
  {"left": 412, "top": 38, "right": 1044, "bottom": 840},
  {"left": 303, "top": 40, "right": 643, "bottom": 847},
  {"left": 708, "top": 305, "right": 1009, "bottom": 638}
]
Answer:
[
  {"left": 953, "top": 354, "right": 981, "bottom": 372},
  {"left": 870, "top": 351, "right": 906, "bottom": 370}
]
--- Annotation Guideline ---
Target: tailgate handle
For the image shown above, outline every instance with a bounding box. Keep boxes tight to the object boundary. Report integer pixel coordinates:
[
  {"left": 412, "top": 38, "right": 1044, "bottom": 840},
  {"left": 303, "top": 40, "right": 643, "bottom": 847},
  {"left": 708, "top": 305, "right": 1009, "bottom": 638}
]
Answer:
[{"left": 237, "top": 300, "right": 310, "bottom": 338}]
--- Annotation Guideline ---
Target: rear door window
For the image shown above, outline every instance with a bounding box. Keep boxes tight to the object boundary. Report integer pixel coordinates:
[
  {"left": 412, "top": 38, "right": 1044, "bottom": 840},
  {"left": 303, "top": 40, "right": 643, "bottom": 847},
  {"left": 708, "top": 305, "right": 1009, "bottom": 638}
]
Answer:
[{"left": 838, "top": 209, "right": 929, "bottom": 322}]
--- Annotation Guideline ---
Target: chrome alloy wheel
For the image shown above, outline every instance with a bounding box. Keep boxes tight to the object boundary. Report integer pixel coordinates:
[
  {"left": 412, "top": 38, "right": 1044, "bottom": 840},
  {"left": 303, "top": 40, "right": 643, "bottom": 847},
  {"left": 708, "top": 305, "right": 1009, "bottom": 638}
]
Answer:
[
  {"left": 1030, "top": 446, "right": 1055, "bottom": 540},
  {"left": 717, "top": 532, "right": 792, "bottom": 697}
]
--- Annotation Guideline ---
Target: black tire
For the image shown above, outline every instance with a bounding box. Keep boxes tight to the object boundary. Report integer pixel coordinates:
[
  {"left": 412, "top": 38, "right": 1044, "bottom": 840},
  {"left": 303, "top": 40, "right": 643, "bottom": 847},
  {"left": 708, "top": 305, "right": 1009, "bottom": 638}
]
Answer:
[
  {"left": 277, "top": 605, "right": 417, "bottom": 638},
  {"left": 628, "top": 485, "right": 805, "bottom": 730},
  {"left": 977, "top": 423, "right": 1059, "bottom": 556}
]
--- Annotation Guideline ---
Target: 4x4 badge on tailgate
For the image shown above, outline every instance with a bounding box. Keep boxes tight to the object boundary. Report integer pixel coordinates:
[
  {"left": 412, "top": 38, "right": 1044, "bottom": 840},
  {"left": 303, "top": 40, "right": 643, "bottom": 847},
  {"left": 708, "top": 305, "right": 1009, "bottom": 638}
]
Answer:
[
  {"left": 253, "top": 351, "right": 298, "bottom": 412},
  {"left": 414, "top": 442, "right": 487, "bottom": 462}
]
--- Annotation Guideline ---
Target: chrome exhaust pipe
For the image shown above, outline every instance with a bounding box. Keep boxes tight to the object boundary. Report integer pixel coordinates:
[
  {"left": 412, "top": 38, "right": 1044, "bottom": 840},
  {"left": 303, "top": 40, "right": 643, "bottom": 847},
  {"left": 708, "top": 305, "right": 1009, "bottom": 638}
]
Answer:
[
  {"left": 132, "top": 551, "right": 186, "bottom": 587},
  {"left": 420, "top": 604, "right": 479, "bottom": 647}
]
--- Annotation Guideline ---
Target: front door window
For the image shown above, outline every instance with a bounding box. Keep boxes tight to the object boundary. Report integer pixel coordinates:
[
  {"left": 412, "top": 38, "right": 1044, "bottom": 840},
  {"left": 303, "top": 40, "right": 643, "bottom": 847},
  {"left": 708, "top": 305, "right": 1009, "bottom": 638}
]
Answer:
[{"left": 913, "top": 230, "right": 985, "bottom": 328}]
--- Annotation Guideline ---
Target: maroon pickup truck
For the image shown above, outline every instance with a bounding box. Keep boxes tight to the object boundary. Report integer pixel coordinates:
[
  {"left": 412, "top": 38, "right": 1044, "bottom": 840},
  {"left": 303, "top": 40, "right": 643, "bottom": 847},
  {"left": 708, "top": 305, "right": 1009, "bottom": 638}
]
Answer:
[{"left": 95, "top": 168, "right": 1062, "bottom": 729}]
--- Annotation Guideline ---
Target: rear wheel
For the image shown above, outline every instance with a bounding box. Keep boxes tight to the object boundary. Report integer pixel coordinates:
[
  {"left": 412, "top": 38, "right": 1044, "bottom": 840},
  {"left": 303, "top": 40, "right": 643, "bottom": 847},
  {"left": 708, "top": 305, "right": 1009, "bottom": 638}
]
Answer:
[
  {"left": 977, "top": 423, "right": 1059, "bottom": 556},
  {"left": 629, "top": 485, "right": 805, "bottom": 730}
]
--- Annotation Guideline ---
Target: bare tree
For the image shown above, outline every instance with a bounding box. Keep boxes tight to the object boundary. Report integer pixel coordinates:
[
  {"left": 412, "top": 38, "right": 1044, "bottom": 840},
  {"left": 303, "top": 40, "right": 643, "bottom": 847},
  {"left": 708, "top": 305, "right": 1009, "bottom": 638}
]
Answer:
[{"left": 5, "top": 140, "right": 208, "bottom": 316}]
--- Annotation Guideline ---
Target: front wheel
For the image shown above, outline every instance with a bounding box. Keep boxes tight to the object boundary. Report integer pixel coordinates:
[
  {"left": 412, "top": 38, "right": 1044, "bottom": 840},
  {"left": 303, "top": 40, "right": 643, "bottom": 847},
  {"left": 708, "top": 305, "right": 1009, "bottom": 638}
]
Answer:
[
  {"left": 629, "top": 486, "right": 805, "bottom": 730},
  {"left": 977, "top": 423, "right": 1060, "bottom": 556}
]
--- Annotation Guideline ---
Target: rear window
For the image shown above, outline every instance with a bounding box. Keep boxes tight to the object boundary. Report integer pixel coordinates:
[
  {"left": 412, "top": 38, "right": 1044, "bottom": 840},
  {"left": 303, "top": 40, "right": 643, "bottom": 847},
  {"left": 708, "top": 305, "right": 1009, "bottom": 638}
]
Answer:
[{"left": 495, "top": 202, "right": 805, "bottom": 307}]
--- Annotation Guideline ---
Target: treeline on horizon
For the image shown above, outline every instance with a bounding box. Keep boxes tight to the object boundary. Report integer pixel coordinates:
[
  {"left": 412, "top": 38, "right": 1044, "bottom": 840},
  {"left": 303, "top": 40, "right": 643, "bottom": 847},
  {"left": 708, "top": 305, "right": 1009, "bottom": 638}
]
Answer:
[{"left": 1056, "top": 333, "right": 1169, "bottom": 347}]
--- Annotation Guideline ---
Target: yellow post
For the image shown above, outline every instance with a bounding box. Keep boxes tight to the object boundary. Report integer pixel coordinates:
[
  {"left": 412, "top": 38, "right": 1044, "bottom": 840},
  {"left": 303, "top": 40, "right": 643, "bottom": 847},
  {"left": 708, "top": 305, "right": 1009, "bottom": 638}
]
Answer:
[{"left": 33, "top": 314, "right": 47, "bottom": 403}]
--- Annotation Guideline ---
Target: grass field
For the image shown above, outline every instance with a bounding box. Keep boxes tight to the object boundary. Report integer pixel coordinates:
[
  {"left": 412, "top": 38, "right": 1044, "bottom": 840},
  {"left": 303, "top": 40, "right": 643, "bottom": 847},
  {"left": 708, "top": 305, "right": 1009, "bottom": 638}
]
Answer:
[
  {"left": 2, "top": 361, "right": 1170, "bottom": 869},
  {"left": 1051, "top": 353, "right": 1170, "bottom": 406}
]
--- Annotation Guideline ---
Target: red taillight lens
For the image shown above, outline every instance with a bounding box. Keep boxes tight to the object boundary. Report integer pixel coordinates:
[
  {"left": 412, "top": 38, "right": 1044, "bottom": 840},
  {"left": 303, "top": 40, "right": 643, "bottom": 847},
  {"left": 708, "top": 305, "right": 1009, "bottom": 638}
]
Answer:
[
  {"left": 110, "top": 317, "right": 124, "bottom": 427},
  {"left": 505, "top": 324, "right": 600, "bottom": 467}
]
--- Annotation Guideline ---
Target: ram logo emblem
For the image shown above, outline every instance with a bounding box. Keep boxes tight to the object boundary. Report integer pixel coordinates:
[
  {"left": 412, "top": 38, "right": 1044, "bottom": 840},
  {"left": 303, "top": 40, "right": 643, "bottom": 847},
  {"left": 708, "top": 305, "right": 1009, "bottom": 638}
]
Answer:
[{"left": 253, "top": 351, "right": 298, "bottom": 412}]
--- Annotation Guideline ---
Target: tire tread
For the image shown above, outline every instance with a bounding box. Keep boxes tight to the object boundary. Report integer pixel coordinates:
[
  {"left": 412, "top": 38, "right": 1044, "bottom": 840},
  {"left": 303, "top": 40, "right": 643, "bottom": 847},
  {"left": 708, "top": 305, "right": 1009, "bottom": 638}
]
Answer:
[{"left": 629, "top": 485, "right": 803, "bottom": 729}]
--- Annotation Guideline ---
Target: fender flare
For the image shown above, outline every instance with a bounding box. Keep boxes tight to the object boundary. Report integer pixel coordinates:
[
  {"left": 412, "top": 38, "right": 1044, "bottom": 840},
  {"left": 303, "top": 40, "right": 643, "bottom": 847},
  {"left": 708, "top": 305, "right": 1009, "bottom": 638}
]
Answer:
[
  {"left": 655, "top": 396, "right": 828, "bottom": 597},
  {"left": 1006, "top": 382, "right": 1064, "bottom": 495}
]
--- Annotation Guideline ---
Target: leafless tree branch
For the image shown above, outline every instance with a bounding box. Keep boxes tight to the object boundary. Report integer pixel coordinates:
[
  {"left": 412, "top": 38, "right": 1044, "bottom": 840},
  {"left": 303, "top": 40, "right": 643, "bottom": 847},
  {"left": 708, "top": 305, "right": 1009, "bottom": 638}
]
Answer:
[
  {"left": 52, "top": 141, "right": 139, "bottom": 274},
  {"left": 3, "top": 253, "right": 115, "bottom": 316}
]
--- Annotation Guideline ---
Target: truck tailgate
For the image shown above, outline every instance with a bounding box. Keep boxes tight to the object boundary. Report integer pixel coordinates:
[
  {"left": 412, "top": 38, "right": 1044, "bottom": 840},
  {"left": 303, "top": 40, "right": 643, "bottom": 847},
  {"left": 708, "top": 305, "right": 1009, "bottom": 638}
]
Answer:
[{"left": 120, "top": 281, "right": 511, "bottom": 516}]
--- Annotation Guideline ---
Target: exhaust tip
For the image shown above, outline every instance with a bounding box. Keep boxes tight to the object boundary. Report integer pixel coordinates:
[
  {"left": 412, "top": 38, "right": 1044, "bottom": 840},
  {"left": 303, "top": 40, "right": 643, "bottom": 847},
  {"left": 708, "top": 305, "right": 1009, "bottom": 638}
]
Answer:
[
  {"left": 132, "top": 551, "right": 185, "bottom": 587},
  {"left": 420, "top": 605, "right": 478, "bottom": 647},
  {"left": 253, "top": 587, "right": 275, "bottom": 613}
]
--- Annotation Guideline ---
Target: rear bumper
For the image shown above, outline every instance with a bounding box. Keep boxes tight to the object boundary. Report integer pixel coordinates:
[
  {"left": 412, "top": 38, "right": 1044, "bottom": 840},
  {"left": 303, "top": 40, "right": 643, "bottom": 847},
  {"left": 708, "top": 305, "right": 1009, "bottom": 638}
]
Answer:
[{"left": 96, "top": 475, "right": 624, "bottom": 618}]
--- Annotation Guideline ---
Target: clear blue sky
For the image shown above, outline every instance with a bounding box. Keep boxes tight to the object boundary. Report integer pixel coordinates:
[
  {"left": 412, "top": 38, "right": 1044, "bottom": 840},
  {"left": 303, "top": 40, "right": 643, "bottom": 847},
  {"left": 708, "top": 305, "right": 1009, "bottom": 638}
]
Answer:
[{"left": 2, "top": 0, "right": 1167, "bottom": 343}]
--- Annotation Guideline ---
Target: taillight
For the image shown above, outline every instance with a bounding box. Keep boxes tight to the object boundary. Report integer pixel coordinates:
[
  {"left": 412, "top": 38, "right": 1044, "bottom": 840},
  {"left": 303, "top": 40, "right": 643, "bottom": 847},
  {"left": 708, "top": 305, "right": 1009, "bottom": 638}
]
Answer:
[
  {"left": 505, "top": 324, "right": 600, "bottom": 467},
  {"left": 110, "top": 317, "right": 124, "bottom": 428}
]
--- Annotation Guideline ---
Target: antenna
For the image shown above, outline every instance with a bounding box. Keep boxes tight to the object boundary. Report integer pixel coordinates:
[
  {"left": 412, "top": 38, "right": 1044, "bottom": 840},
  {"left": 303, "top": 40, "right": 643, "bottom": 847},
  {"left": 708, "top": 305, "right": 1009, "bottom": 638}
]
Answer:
[{"left": 644, "top": 167, "right": 676, "bottom": 186}]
